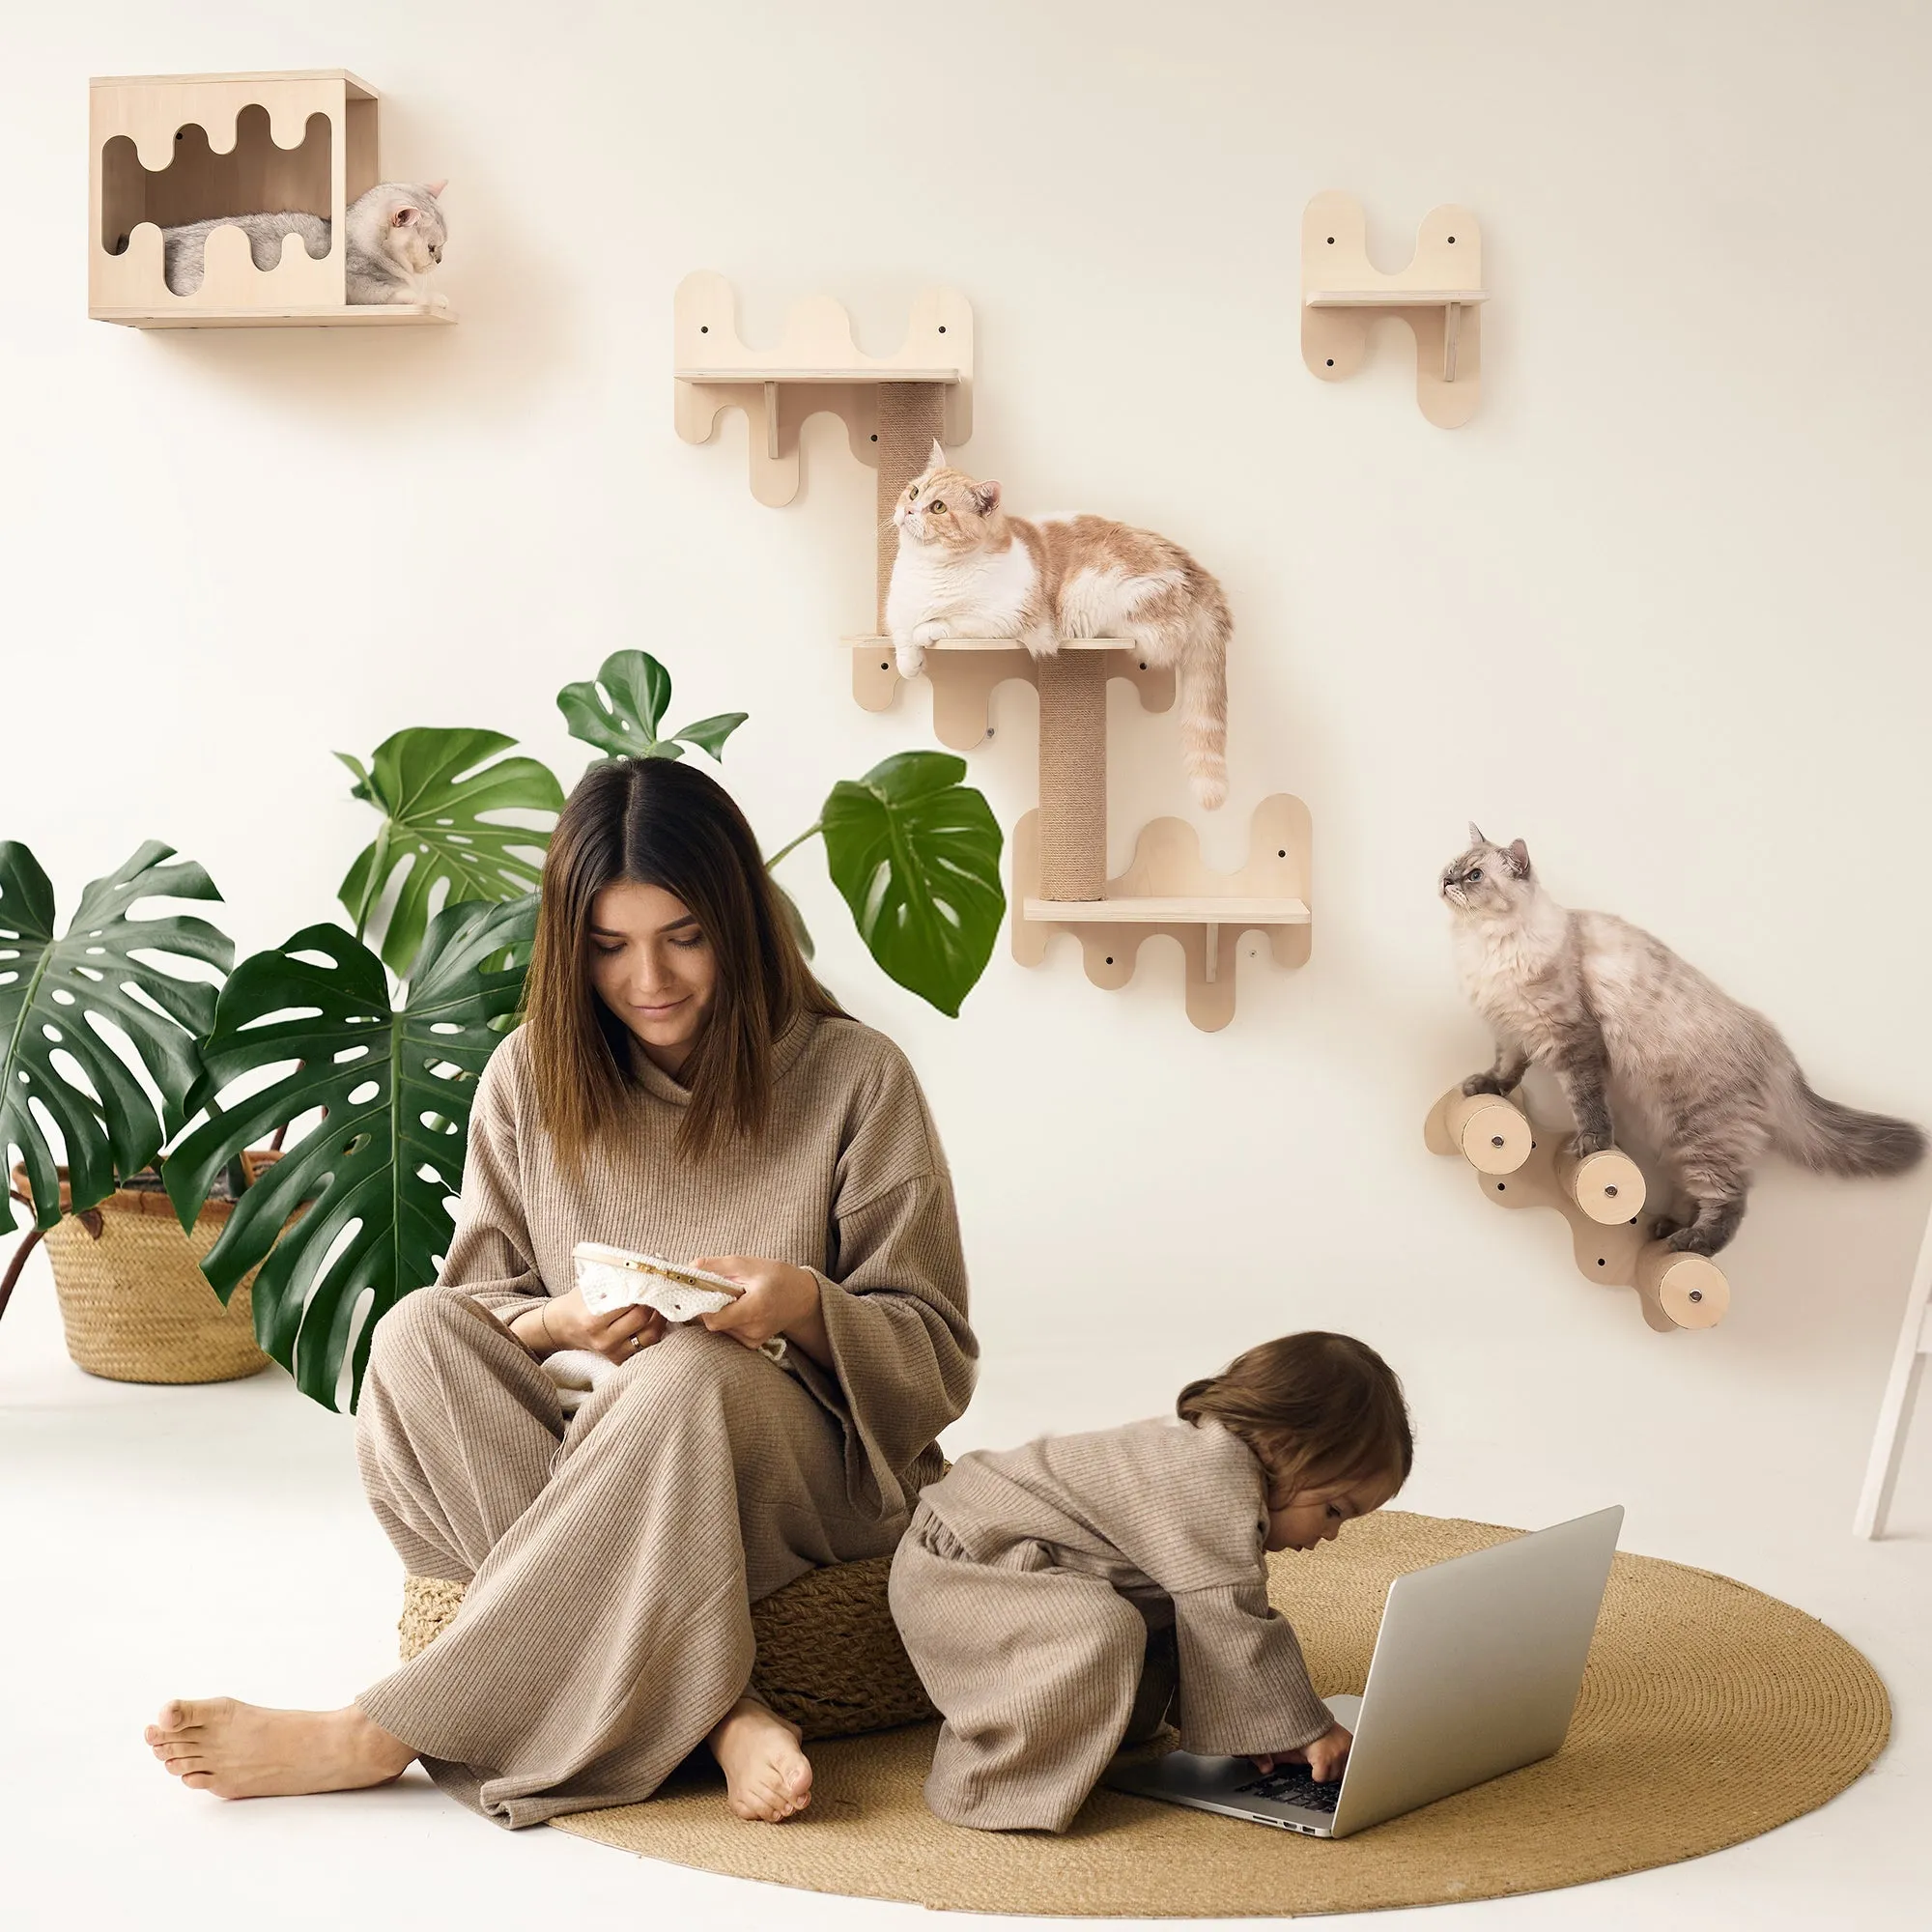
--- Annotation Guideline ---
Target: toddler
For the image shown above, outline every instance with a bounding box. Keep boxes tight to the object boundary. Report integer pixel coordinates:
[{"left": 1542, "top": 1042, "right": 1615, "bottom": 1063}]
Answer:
[{"left": 889, "top": 1330, "right": 1412, "bottom": 1833}]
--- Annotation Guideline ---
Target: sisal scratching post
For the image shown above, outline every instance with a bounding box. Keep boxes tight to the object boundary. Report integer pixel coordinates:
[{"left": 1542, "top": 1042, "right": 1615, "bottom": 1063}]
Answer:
[
  {"left": 875, "top": 382, "right": 947, "bottom": 632},
  {"left": 1037, "top": 652, "right": 1108, "bottom": 901}
]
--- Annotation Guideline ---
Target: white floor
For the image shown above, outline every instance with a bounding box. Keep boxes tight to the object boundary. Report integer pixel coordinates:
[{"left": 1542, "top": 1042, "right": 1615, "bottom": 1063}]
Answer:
[{"left": 6, "top": 1241, "right": 1928, "bottom": 1932}]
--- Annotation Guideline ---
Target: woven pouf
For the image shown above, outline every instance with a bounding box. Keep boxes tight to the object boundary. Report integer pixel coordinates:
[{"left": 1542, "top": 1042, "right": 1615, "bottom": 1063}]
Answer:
[
  {"left": 400, "top": 1553, "right": 935, "bottom": 1742},
  {"left": 15, "top": 1166, "right": 270, "bottom": 1385},
  {"left": 551, "top": 1511, "right": 1892, "bottom": 1918}
]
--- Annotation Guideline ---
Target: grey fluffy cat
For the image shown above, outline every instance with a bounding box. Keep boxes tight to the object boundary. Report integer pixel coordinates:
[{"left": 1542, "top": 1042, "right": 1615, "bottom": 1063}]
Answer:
[
  {"left": 159, "top": 180, "right": 447, "bottom": 301},
  {"left": 1441, "top": 826, "right": 1922, "bottom": 1257}
]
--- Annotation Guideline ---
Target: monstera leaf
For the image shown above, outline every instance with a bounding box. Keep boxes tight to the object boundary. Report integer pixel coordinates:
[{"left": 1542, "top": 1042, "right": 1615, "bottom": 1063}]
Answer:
[
  {"left": 0, "top": 841, "right": 231, "bottom": 1230},
  {"left": 165, "top": 896, "right": 534, "bottom": 1409},
  {"left": 817, "top": 753, "right": 1005, "bottom": 1018},
  {"left": 336, "top": 728, "right": 562, "bottom": 978},
  {"left": 557, "top": 649, "right": 747, "bottom": 767}
]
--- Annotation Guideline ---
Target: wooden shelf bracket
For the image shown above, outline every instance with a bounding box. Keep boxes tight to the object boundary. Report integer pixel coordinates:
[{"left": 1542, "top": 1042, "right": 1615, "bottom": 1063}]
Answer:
[{"left": 1302, "top": 192, "right": 1487, "bottom": 427}]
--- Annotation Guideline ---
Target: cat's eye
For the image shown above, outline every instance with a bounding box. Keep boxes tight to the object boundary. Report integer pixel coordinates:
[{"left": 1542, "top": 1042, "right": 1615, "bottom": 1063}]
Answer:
[
  {"left": 931, "top": 499, "right": 948, "bottom": 513},
  {"left": 1466, "top": 867, "right": 1483, "bottom": 883},
  {"left": 907, "top": 485, "right": 919, "bottom": 499}
]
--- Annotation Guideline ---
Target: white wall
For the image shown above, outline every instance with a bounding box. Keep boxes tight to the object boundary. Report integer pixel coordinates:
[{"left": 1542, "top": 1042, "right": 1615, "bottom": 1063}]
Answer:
[{"left": 6, "top": 1, "right": 1931, "bottom": 1567}]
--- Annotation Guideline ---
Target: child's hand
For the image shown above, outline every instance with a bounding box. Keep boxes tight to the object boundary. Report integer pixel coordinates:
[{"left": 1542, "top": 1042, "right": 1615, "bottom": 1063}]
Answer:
[{"left": 1252, "top": 1721, "right": 1353, "bottom": 1783}]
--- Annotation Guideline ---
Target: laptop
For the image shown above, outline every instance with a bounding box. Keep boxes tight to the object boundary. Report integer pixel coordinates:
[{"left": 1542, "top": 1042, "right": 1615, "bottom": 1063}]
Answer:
[{"left": 1104, "top": 1504, "right": 1622, "bottom": 1838}]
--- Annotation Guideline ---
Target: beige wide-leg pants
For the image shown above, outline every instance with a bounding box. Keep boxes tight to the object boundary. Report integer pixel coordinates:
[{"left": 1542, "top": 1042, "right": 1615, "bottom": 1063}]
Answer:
[
  {"left": 354, "top": 1287, "right": 903, "bottom": 1827},
  {"left": 889, "top": 1506, "right": 1178, "bottom": 1833}
]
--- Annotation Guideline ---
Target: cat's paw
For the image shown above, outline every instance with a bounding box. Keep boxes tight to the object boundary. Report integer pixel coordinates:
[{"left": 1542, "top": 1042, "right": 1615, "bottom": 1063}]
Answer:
[
  {"left": 1570, "top": 1131, "right": 1613, "bottom": 1157},
  {"left": 1460, "top": 1074, "right": 1509, "bottom": 1098},
  {"left": 1649, "top": 1215, "right": 1684, "bottom": 1243},
  {"left": 1664, "top": 1225, "right": 1722, "bottom": 1257},
  {"left": 894, "top": 643, "right": 926, "bottom": 680}
]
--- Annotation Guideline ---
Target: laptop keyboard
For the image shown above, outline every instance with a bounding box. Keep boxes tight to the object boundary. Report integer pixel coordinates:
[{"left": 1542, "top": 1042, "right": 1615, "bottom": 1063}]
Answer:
[{"left": 1235, "top": 1764, "right": 1343, "bottom": 1813}]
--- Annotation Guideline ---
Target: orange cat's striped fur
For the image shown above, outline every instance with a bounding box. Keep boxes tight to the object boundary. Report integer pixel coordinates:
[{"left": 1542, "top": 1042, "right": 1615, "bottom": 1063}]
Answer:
[{"left": 885, "top": 443, "right": 1233, "bottom": 809}]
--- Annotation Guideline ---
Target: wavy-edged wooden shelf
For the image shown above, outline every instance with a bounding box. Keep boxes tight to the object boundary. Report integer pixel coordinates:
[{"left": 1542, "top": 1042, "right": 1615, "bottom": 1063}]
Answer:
[
  {"left": 90, "top": 69, "right": 454, "bottom": 329},
  {"left": 843, "top": 635, "right": 1173, "bottom": 752},
  {"left": 1302, "top": 191, "right": 1486, "bottom": 425},
  {"left": 1013, "top": 796, "right": 1312, "bottom": 1034},
  {"left": 675, "top": 272, "right": 972, "bottom": 506}
]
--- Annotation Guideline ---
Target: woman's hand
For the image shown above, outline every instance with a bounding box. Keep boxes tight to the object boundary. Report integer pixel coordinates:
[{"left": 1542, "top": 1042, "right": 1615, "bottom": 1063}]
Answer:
[
  {"left": 508, "top": 1287, "right": 667, "bottom": 1364},
  {"left": 693, "top": 1256, "right": 832, "bottom": 1367},
  {"left": 1251, "top": 1721, "right": 1353, "bottom": 1783}
]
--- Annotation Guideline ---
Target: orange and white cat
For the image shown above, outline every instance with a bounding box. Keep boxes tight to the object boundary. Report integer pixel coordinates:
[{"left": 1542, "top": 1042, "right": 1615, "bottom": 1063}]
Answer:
[{"left": 885, "top": 443, "right": 1233, "bottom": 809}]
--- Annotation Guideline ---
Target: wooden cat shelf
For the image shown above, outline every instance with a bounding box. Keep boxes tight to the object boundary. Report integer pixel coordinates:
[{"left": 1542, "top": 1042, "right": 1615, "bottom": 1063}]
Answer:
[
  {"left": 672, "top": 273, "right": 1310, "bottom": 1026},
  {"left": 843, "top": 637, "right": 1175, "bottom": 753},
  {"left": 1302, "top": 193, "right": 1486, "bottom": 427},
  {"left": 89, "top": 71, "right": 455, "bottom": 328},
  {"left": 1425, "top": 1088, "right": 1730, "bottom": 1331},
  {"left": 674, "top": 271, "right": 973, "bottom": 506}
]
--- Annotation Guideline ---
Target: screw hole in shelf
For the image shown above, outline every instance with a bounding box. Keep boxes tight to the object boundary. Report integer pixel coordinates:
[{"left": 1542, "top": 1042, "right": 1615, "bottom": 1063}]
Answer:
[
  {"left": 879, "top": 661, "right": 890, "bottom": 671},
  {"left": 1690, "top": 1289, "right": 1704, "bottom": 1303},
  {"left": 1104, "top": 955, "right": 1114, "bottom": 966},
  {"left": 1326, "top": 236, "right": 1335, "bottom": 244},
  {"left": 1597, "top": 1258, "right": 1606, "bottom": 1266},
  {"left": 1448, "top": 235, "right": 1457, "bottom": 243},
  {"left": 870, "top": 434, "right": 878, "bottom": 442},
  {"left": 1495, "top": 1182, "right": 1506, "bottom": 1192},
  {"left": 1277, "top": 848, "right": 1286, "bottom": 858},
  {"left": 1138, "top": 661, "right": 1149, "bottom": 670},
  {"left": 1605, "top": 1185, "right": 1619, "bottom": 1198},
  {"left": 1491, "top": 1135, "right": 1505, "bottom": 1148},
  {"left": 1325, "top": 358, "right": 1334, "bottom": 367},
  {"left": 699, "top": 325, "right": 709, "bottom": 333}
]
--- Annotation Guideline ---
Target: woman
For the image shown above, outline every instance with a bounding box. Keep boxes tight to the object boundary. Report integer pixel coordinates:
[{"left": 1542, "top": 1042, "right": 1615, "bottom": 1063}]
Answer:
[{"left": 145, "top": 757, "right": 978, "bottom": 1827}]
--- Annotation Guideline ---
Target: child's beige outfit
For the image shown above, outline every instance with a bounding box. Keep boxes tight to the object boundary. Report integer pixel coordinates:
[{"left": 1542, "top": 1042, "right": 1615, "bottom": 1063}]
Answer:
[{"left": 890, "top": 1416, "right": 1334, "bottom": 1833}]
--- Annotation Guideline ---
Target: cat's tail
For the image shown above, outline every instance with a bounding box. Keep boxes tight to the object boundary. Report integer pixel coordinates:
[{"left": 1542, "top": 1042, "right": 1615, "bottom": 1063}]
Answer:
[
  {"left": 1777, "top": 1079, "right": 1926, "bottom": 1178},
  {"left": 1179, "top": 597, "right": 1230, "bottom": 811}
]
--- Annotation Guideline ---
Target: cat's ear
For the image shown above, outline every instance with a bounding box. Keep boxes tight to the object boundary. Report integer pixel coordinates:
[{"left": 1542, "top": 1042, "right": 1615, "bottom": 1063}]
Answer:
[
  {"left": 1467, "top": 820, "right": 1489, "bottom": 849},
  {"left": 927, "top": 439, "right": 947, "bottom": 471},
  {"left": 392, "top": 204, "right": 419, "bottom": 226},
  {"left": 971, "top": 480, "right": 1002, "bottom": 516},
  {"left": 1505, "top": 838, "right": 1532, "bottom": 878},
  {"left": 425, "top": 180, "right": 447, "bottom": 199}
]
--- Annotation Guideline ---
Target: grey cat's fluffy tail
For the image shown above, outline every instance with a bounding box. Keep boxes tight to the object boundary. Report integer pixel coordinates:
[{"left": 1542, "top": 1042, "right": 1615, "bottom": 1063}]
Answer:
[{"left": 1779, "top": 1081, "right": 1926, "bottom": 1178}]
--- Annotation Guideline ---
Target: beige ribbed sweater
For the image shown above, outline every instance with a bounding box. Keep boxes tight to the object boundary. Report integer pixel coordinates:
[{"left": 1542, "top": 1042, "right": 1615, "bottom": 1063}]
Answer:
[
  {"left": 920, "top": 1417, "right": 1333, "bottom": 1756},
  {"left": 447, "top": 1010, "right": 977, "bottom": 1513},
  {"left": 353, "top": 1009, "right": 977, "bottom": 1825}
]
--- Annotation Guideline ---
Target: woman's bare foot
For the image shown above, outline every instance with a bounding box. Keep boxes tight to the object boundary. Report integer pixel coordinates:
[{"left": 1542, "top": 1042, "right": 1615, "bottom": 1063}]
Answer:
[
  {"left": 143, "top": 1698, "right": 414, "bottom": 1799},
  {"left": 707, "top": 1697, "right": 812, "bottom": 1822}
]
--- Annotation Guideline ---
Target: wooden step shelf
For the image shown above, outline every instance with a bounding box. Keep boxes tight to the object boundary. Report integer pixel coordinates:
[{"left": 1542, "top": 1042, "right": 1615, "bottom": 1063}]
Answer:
[
  {"left": 1425, "top": 1088, "right": 1730, "bottom": 1332},
  {"left": 1013, "top": 794, "right": 1312, "bottom": 1035},
  {"left": 1302, "top": 192, "right": 1486, "bottom": 426},
  {"left": 674, "top": 271, "right": 972, "bottom": 506},
  {"left": 89, "top": 70, "right": 456, "bottom": 329},
  {"left": 844, "top": 635, "right": 1174, "bottom": 752}
]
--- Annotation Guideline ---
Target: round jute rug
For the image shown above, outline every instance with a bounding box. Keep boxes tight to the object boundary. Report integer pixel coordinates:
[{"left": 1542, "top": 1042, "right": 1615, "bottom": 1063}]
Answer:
[{"left": 550, "top": 1512, "right": 1889, "bottom": 1917}]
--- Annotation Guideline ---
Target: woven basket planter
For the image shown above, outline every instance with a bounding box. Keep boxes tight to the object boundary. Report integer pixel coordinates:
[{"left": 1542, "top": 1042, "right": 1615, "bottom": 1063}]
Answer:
[
  {"left": 10, "top": 1162, "right": 271, "bottom": 1385},
  {"left": 401, "top": 1553, "right": 937, "bottom": 1742}
]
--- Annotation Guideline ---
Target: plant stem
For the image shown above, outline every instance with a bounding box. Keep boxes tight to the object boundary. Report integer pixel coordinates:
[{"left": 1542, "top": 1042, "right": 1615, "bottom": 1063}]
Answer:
[{"left": 765, "top": 822, "right": 824, "bottom": 871}]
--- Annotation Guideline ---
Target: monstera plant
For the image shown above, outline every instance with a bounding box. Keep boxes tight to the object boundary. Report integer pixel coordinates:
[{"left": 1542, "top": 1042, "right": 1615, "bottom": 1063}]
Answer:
[
  {"left": 0, "top": 841, "right": 233, "bottom": 1324},
  {"left": 169, "top": 648, "right": 1005, "bottom": 1410}
]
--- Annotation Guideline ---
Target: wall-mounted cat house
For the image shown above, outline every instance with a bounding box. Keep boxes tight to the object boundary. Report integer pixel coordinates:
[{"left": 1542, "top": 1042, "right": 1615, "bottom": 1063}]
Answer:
[
  {"left": 1302, "top": 193, "right": 1486, "bottom": 427},
  {"left": 1426, "top": 1087, "right": 1730, "bottom": 1331},
  {"left": 89, "top": 71, "right": 454, "bottom": 328}
]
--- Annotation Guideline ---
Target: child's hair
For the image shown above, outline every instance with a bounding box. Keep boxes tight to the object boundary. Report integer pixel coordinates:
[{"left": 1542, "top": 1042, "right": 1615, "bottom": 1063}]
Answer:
[{"left": 1176, "top": 1331, "right": 1413, "bottom": 1499}]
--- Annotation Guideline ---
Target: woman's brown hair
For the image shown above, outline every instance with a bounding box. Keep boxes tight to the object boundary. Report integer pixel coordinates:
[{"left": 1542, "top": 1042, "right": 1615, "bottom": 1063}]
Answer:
[
  {"left": 1177, "top": 1331, "right": 1413, "bottom": 1499},
  {"left": 521, "top": 756, "right": 843, "bottom": 1165}
]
